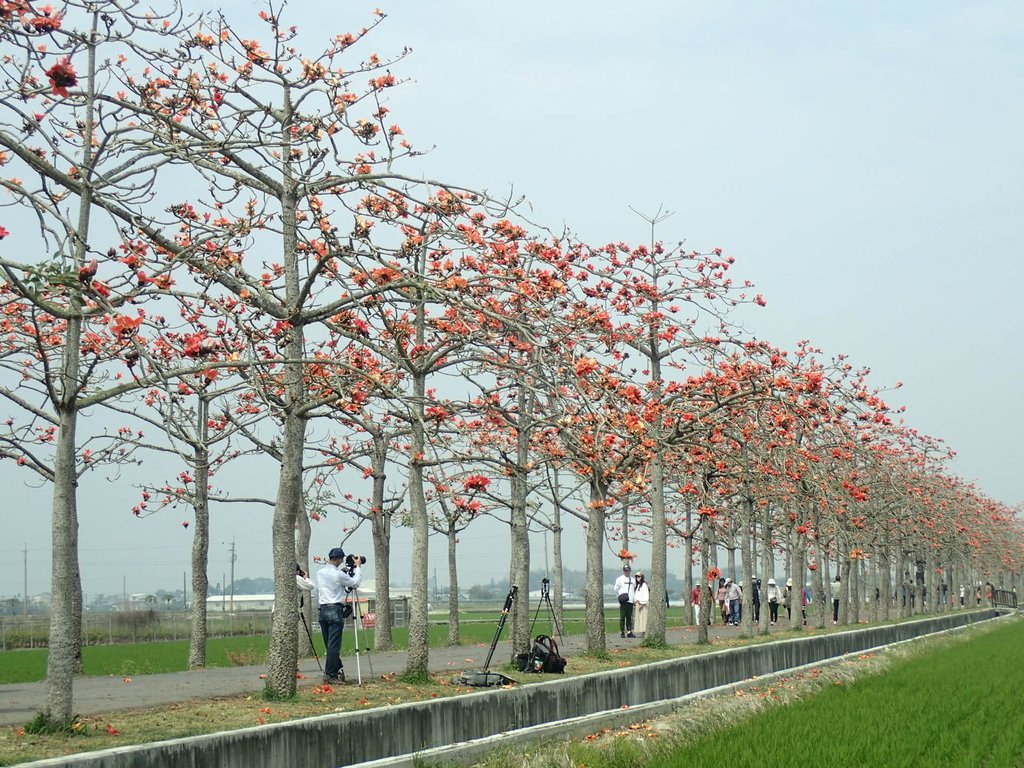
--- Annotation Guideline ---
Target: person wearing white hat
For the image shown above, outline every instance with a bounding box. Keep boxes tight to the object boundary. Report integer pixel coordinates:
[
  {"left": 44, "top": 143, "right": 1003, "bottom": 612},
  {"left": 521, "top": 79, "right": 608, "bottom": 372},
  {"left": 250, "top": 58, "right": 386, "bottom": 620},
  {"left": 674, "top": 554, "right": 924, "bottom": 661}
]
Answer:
[
  {"left": 766, "top": 578, "right": 782, "bottom": 625},
  {"left": 726, "top": 577, "right": 742, "bottom": 626}
]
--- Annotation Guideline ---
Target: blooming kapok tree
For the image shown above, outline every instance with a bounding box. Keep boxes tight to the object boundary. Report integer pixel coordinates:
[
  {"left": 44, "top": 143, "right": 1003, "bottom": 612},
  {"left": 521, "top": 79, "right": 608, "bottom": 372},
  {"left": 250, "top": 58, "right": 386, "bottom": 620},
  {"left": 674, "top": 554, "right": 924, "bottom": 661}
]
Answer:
[{"left": 0, "top": 1, "right": 215, "bottom": 726}]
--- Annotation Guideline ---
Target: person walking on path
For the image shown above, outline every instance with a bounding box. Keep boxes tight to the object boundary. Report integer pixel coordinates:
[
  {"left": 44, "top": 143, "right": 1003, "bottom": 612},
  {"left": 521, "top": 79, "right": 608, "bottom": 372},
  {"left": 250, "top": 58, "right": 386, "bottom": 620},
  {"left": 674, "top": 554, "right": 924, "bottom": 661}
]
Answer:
[
  {"left": 691, "top": 584, "right": 702, "bottom": 625},
  {"left": 753, "top": 578, "right": 762, "bottom": 623},
  {"left": 615, "top": 564, "right": 635, "bottom": 637},
  {"left": 726, "top": 578, "right": 742, "bottom": 626},
  {"left": 784, "top": 578, "right": 793, "bottom": 622},
  {"left": 316, "top": 547, "right": 362, "bottom": 684},
  {"left": 716, "top": 578, "right": 729, "bottom": 625},
  {"left": 766, "top": 578, "right": 782, "bottom": 625},
  {"left": 831, "top": 575, "right": 841, "bottom": 624},
  {"left": 633, "top": 572, "right": 651, "bottom": 639}
]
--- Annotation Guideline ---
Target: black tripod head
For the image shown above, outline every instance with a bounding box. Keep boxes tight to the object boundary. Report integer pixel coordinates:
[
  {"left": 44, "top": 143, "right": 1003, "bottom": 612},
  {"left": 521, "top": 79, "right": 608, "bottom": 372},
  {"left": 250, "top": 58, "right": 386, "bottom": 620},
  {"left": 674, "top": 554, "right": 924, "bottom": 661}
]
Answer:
[{"left": 541, "top": 578, "right": 550, "bottom": 598}]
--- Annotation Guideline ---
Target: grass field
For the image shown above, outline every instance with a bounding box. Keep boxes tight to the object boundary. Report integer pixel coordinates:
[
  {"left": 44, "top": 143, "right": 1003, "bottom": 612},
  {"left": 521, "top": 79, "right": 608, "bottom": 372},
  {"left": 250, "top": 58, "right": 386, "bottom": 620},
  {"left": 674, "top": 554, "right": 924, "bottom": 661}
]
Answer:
[
  {"left": 653, "top": 618, "right": 1024, "bottom": 768},
  {"left": 0, "top": 609, "right": 641, "bottom": 684},
  {"left": 471, "top": 617, "right": 1024, "bottom": 768}
]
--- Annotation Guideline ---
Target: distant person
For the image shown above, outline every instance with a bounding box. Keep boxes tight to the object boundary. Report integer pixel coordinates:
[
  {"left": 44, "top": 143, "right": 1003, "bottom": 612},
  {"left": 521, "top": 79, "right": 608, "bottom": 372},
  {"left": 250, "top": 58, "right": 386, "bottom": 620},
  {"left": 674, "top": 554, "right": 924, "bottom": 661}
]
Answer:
[
  {"left": 716, "top": 578, "right": 729, "bottom": 625},
  {"left": 802, "top": 583, "right": 811, "bottom": 625},
  {"left": 726, "top": 578, "right": 742, "bottom": 626},
  {"left": 766, "top": 578, "right": 782, "bottom": 626},
  {"left": 832, "top": 575, "right": 841, "bottom": 624},
  {"left": 753, "top": 578, "right": 762, "bottom": 623},
  {"left": 691, "top": 584, "right": 702, "bottom": 625},
  {"left": 615, "top": 564, "right": 635, "bottom": 638},
  {"left": 784, "top": 578, "right": 793, "bottom": 622},
  {"left": 959, "top": 584, "right": 965, "bottom": 607},
  {"left": 633, "top": 572, "right": 651, "bottom": 639}
]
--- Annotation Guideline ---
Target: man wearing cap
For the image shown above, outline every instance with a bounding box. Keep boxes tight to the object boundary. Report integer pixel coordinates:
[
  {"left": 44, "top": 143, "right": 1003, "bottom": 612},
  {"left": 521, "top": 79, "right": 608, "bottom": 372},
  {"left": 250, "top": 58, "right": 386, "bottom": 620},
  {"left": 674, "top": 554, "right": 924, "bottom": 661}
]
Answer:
[
  {"left": 614, "top": 564, "right": 635, "bottom": 638},
  {"left": 316, "top": 547, "right": 363, "bottom": 684}
]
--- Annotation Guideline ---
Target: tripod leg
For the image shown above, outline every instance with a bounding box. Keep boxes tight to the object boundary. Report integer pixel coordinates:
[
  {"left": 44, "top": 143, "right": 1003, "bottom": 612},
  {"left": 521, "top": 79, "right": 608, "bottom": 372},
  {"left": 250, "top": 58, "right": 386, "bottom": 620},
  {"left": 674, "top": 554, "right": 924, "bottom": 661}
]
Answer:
[
  {"left": 544, "top": 594, "right": 564, "bottom": 645},
  {"left": 352, "top": 591, "right": 375, "bottom": 678},
  {"left": 300, "top": 612, "right": 322, "bottom": 672},
  {"left": 349, "top": 593, "right": 362, "bottom": 685}
]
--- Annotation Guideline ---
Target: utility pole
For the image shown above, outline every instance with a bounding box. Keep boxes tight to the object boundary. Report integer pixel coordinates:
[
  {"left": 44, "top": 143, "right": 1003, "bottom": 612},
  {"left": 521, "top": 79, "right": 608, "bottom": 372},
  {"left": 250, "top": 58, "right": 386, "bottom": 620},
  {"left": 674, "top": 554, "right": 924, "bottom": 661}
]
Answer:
[
  {"left": 22, "top": 543, "right": 28, "bottom": 615},
  {"left": 228, "top": 538, "right": 236, "bottom": 613}
]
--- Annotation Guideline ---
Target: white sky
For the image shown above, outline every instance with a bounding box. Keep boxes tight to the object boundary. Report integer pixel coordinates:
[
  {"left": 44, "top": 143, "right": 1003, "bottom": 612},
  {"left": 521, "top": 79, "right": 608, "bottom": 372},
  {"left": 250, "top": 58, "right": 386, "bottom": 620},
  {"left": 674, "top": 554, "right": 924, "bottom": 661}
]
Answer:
[{"left": 2, "top": 1, "right": 1022, "bottom": 600}]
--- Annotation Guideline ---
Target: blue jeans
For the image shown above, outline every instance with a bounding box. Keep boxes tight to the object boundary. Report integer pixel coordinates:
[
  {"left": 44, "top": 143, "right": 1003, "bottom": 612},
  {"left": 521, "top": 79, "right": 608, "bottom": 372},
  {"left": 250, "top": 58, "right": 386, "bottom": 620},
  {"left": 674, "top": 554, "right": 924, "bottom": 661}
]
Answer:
[
  {"left": 318, "top": 604, "right": 346, "bottom": 679},
  {"left": 729, "top": 598, "right": 740, "bottom": 625}
]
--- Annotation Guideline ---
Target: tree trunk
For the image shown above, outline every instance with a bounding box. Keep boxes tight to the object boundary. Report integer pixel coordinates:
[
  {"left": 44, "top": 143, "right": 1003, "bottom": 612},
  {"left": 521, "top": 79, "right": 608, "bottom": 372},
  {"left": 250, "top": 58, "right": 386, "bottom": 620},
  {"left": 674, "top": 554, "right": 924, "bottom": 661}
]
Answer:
[
  {"left": 584, "top": 480, "right": 607, "bottom": 654},
  {"left": 647, "top": 448, "right": 667, "bottom": 644},
  {"left": 446, "top": 524, "right": 460, "bottom": 645},
  {"left": 369, "top": 434, "right": 394, "bottom": 651},
  {"left": 683, "top": 506, "right": 695, "bottom": 627},
  {"left": 265, "top": 401, "right": 304, "bottom": 697},
  {"left": 759, "top": 503, "right": 773, "bottom": 635},
  {"left": 697, "top": 528, "right": 711, "bottom": 644},
  {"left": 508, "top": 383, "right": 531, "bottom": 656},
  {"left": 44, "top": 403, "right": 79, "bottom": 725},
  {"left": 264, "top": 112, "right": 304, "bottom": 698},
  {"left": 740, "top": 499, "right": 754, "bottom": 637},
  {"left": 405, "top": 371, "right": 431, "bottom": 676},
  {"left": 189, "top": 426, "right": 210, "bottom": 669}
]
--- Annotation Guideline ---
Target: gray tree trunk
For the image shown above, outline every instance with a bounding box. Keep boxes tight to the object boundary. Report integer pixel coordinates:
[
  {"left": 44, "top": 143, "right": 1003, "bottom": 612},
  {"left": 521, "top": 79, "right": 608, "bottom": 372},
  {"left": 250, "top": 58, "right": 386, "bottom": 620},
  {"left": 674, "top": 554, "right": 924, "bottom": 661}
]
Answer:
[
  {"left": 446, "top": 524, "right": 460, "bottom": 645},
  {"left": 508, "top": 383, "right": 532, "bottom": 656},
  {"left": 647, "top": 448, "right": 667, "bottom": 644},
  {"left": 188, "top": 427, "right": 210, "bottom": 669},
  {"left": 584, "top": 480, "right": 607, "bottom": 654},
  {"left": 368, "top": 432, "right": 394, "bottom": 651},
  {"left": 405, "top": 370, "right": 431, "bottom": 676},
  {"left": 683, "top": 506, "right": 695, "bottom": 627},
  {"left": 45, "top": 390, "right": 80, "bottom": 724}
]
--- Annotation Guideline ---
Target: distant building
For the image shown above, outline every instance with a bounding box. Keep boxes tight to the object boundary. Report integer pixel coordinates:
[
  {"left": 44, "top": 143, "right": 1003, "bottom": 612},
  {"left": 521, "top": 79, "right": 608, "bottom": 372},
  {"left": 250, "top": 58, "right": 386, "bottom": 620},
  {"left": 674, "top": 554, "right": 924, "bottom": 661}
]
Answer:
[{"left": 206, "top": 594, "right": 276, "bottom": 611}]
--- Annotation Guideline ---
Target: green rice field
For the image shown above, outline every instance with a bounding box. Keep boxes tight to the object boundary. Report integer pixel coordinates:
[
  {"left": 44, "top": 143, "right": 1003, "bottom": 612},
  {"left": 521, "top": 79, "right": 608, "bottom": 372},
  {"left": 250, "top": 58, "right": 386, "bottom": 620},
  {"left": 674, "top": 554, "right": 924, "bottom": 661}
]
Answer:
[
  {"left": 0, "top": 608, "right": 643, "bottom": 684},
  {"left": 653, "top": 619, "right": 1024, "bottom": 768}
]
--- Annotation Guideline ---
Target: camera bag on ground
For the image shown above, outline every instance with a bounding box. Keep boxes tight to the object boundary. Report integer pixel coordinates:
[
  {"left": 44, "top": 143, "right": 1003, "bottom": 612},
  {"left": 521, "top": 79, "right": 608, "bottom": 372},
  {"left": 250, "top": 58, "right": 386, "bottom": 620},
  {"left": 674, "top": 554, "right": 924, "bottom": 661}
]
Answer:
[{"left": 517, "top": 634, "right": 566, "bottom": 674}]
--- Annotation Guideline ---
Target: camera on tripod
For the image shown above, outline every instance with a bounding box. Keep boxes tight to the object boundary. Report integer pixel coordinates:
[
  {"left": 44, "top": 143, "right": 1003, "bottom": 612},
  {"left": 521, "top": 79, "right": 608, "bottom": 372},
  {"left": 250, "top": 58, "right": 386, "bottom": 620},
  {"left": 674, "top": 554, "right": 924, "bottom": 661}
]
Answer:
[{"left": 344, "top": 553, "right": 367, "bottom": 576}]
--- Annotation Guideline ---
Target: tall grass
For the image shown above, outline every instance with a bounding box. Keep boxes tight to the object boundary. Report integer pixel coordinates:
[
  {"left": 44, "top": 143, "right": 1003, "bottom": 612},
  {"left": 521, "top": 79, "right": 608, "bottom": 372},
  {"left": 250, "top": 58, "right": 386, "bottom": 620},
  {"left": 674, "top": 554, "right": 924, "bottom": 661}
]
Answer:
[{"left": 652, "top": 620, "right": 1024, "bottom": 768}]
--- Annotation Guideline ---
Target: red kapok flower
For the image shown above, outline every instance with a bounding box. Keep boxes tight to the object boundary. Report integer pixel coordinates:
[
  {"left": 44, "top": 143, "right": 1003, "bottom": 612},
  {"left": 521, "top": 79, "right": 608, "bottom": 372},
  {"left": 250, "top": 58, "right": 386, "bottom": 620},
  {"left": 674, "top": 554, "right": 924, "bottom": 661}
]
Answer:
[
  {"left": 45, "top": 57, "right": 77, "bottom": 97},
  {"left": 28, "top": 5, "right": 63, "bottom": 32},
  {"left": 462, "top": 474, "right": 490, "bottom": 493}
]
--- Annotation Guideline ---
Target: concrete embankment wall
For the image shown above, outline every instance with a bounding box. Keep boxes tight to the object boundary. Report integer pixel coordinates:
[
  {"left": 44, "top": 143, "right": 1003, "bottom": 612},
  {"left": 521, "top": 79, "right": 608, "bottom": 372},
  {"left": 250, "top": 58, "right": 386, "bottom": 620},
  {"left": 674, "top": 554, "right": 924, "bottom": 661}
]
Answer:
[{"left": 23, "top": 610, "right": 999, "bottom": 768}]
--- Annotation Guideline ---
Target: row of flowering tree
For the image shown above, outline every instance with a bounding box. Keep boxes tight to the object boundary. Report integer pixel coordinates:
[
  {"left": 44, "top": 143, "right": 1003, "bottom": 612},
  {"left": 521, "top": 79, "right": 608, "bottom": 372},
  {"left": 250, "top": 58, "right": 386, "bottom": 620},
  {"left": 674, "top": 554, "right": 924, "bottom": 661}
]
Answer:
[{"left": 2, "top": 0, "right": 1021, "bottom": 731}]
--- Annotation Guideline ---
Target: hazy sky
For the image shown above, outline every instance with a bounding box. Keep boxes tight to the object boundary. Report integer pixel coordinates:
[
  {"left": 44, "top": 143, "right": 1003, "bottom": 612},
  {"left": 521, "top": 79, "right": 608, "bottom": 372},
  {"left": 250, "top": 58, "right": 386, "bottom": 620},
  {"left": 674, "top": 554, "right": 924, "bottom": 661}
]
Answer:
[{"left": 2, "top": 1, "right": 1022, "bottom": 601}]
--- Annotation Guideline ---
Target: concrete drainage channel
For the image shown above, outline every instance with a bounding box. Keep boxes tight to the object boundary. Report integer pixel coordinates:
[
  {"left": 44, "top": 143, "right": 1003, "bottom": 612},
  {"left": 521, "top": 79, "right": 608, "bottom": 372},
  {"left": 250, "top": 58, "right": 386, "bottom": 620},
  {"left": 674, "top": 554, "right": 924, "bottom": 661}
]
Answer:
[
  {"left": 359, "top": 610, "right": 1014, "bottom": 768},
  {"left": 21, "top": 610, "right": 1003, "bottom": 768}
]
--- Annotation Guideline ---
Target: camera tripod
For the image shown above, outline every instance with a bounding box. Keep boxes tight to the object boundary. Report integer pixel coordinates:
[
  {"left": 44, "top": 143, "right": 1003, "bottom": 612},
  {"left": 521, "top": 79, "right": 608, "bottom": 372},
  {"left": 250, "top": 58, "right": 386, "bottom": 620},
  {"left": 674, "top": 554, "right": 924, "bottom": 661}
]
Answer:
[
  {"left": 529, "top": 578, "right": 565, "bottom": 647},
  {"left": 457, "top": 585, "right": 518, "bottom": 687},
  {"left": 298, "top": 595, "right": 322, "bottom": 673},
  {"left": 345, "top": 586, "right": 375, "bottom": 685}
]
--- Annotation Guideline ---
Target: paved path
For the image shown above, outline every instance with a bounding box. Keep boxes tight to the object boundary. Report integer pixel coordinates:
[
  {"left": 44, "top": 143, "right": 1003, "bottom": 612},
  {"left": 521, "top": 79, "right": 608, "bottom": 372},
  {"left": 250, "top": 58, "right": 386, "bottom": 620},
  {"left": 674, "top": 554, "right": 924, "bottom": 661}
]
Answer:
[{"left": 0, "top": 622, "right": 757, "bottom": 726}]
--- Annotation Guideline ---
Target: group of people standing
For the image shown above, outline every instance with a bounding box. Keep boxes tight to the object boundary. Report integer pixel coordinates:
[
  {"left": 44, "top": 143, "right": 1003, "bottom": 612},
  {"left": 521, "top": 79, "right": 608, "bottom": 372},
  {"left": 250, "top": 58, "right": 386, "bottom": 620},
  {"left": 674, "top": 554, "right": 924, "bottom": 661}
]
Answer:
[
  {"left": 688, "top": 575, "right": 823, "bottom": 627},
  {"left": 614, "top": 564, "right": 651, "bottom": 638}
]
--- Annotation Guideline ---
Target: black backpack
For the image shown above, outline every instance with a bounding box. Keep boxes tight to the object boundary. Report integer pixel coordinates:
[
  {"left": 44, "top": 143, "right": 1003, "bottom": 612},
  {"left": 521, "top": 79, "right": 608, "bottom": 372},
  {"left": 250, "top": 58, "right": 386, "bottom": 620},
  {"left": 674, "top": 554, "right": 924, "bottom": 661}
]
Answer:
[{"left": 520, "top": 634, "right": 566, "bottom": 674}]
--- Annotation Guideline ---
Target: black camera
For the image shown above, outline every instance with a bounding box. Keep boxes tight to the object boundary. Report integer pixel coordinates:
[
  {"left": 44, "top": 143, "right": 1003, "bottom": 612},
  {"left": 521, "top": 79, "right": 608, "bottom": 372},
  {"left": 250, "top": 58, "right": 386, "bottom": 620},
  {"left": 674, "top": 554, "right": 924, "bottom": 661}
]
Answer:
[{"left": 344, "top": 553, "right": 366, "bottom": 575}]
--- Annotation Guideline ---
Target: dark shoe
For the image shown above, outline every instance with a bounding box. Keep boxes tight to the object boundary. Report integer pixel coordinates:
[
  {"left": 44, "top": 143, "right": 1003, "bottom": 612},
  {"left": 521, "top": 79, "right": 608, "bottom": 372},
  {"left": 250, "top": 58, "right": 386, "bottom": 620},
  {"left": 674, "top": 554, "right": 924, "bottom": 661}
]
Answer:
[
  {"left": 626, "top": 632, "right": 635, "bottom": 638},
  {"left": 621, "top": 632, "right": 626, "bottom": 638}
]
